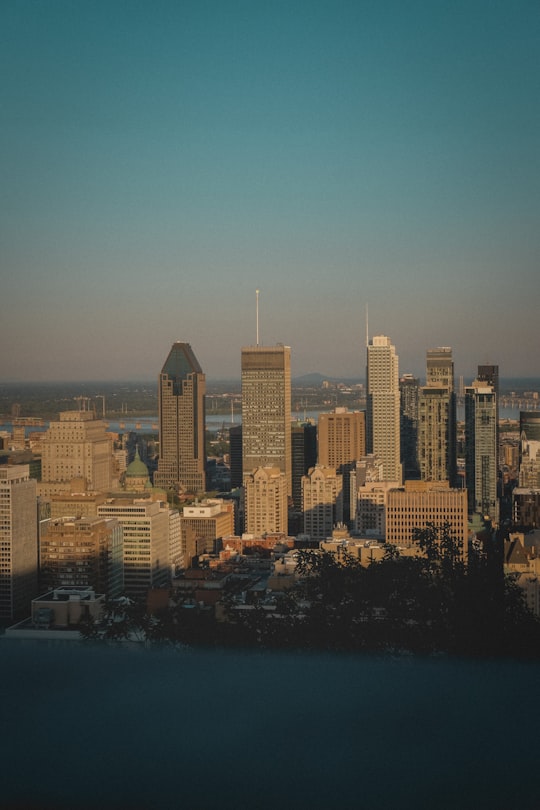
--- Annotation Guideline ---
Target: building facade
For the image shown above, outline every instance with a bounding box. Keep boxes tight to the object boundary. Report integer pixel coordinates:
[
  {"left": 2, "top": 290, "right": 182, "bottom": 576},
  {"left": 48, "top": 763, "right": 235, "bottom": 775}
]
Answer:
[
  {"left": 417, "top": 348, "right": 457, "bottom": 485},
  {"left": 366, "top": 335, "right": 402, "bottom": 482},
  {"left": 386, "top": 481, "right": 469, "bottom": 562},
  {"left": 317, "top": 408, "right": 365, "bottom": 525},
  {"left": 39, "top": 411, "right": 114, "bottom": 496},
  {"left": 243, "top": 466, "right": 288, "bottom": 535},
  {"left": 400, "top": 374, "right": 420, "bottom": 480},
  {"left": 302, "top": 465, "right": 343, "bottom": 542},
  {"left": 0, "top": 465, "right": 38, "bottom": 620},
  {"left": 465, "top": 381, "right": 499, "bottom": 524},
  {"left": 154, "top": 342, "right": 206, "bottom": 495},
  {"left": 241, "top": 345, "right": 292, "bottom": 496}
]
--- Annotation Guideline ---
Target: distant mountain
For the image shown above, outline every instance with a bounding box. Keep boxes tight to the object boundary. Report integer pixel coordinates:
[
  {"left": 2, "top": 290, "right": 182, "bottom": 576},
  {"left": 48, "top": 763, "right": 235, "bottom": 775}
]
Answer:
[{"left": 293, "top": 373, "right": 364, "bottom": 386}]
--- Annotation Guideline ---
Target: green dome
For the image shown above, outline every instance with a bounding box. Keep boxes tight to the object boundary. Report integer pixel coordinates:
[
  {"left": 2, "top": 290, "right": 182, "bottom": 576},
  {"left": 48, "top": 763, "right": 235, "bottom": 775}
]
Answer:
[{"left": 126, "top": 448, "right": 149, "bottom": 478}]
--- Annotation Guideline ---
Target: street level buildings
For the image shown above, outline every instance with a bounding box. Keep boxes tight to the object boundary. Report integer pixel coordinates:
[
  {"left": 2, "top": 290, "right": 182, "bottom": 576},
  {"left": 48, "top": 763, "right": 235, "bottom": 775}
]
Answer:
[{"left": 154, "top": 342, "right": 206, "bottom": 496}]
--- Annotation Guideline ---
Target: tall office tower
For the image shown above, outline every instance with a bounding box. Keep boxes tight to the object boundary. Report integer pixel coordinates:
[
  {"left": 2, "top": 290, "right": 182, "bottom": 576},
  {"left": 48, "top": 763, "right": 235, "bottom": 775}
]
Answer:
[
  {"left": 366, "top": 335, "right": 402, "bottom": 482},
  {"left": 302, "top": 465, "right": 343, "bottom": 542},
  {"left": 0, "top": 465, "right": 38, "bottom": 621},
  {"left": 465, "top": 381, "right": 499, "bottom": 524},
  {"left": 39, "top": 516, "right": 123, "bottom": 598},
  {"left": 244, "top": 466, "right": 288, "bottom": 535},
  {"left": 154, "top": 342, "right": 206, "bottom": 496},
  {"left": 97, "top": 498, "right": 171, "bottom": 599},
  {"left": 241, "top": 345, "right": 292, "bottom": 495},
  {"left": 399, "top": 374, "right": 420, "bottom": 480},
  {"left": 228, "top": 424, "right": 243, "bottom": 489},
  {"left": 417, "top": 348, "right": 457, "bottom": 485},
  {"left": 478, "top": 364, "right": 500, "bottom": 450},
  {"left": 291, "top": 421, "right": 317, "bottom": 511},
  {"left": 386, "top": 481, "right": 468, "bottom": 563},
  {"left": 40, "top": 411, "right": 114, "bottom": 497},
  {"left": 317, "top": 408, "right": 365, "bottom": 524}
]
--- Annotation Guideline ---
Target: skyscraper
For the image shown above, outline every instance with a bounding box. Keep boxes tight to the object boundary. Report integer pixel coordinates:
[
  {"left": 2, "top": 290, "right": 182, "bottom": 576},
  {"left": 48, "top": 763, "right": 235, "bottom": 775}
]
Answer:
[
  {"left": 0, "top": 465, "right": 38, "bottom": 621},
  {"left": 317, "top": 408, "right": 365, "bottom": 524},
  {"left": 155, "top": 342, "right": 206, "bottom": 495},
  {"left": 302, "top": 465, "right": 343, "bottom": 541},
  {"left": 241, "top": 345, "right": 291, "bottom": 494},
  {"left": 400, "top": 374, "right": 420, "bottom": 480},
  {"left": 465, "top": 380, "right": 499, "bottom": 524},
  {"left": 417, "top": 348, "right": 457, "bottom": 485},
  {"left": 366, "top": 335, "right": 402, "bottom": 482}
]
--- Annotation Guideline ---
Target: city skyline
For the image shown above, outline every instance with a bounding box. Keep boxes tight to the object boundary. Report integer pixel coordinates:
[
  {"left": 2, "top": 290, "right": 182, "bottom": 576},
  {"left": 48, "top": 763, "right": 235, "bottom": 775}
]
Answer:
[{"left": 2, "top": 1, "right": 539, "bottom": 382}]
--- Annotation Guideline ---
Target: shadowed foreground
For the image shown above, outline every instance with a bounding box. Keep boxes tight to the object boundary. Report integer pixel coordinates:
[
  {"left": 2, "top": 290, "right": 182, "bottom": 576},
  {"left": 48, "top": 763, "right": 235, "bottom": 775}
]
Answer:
[{"left": 2, "top": 642, "right": 540, "bottom": 810}]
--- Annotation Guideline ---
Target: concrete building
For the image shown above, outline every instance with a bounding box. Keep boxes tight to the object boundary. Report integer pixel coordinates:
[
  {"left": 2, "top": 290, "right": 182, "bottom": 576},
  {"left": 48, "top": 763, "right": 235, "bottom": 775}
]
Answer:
[
  {"left": 39, "top": 410, "right": 114, "bottom": 497},
  {"left": 352, "top": 479, "right": 400, "bottom": 540},
  {"left": 366, "top": 335, "right": 402, "bottom": 483},
  {"left": 512, "top": 488, "right": 540, "bottom": 529},
  {"left": 49, "top": 487, "right": 108, "bottom": 520},
  {"left": 243, "top": 466, "right": 288, "bottom": 535},
  {"left": 154, "top": 342, "right": 206, "bottom": 496},
  {"left": 302, "top": 465, "right": 343, "bottom": 542},
  {"left": 417, "top": 348, "right": 457, "bottom": 485},
  {"left": 465, "top": 380, "right": 499, "bottom": 524},
  {"left": 241, "top": 345, "right": 292, "bottom": 496},
  {"left": 317, "top": 408, "right": 365, "bottom": 524},
  {"left": 400, "top": 374, "right": 420, "bottom": 480},
  {"left": 180, "top": 498, "right": 235, "bottom": 558},
  {"left": 519, "top": 436, "right": 540, "bottom": 488},
  {"left": 0, "top": 464, "right": 38, "bottom": 621},
  {"left": 386, "top": 481, "right": 468, "bottom": 562},
  {"left": 291, "top": 421, "right": 317, "bottom": 512},
  {"left": 97, "top": 498, "right": 171, "bottom": 599},
  {"left": 39, "top": 515, "right": 123, "bottom": 598},
  {"left": 520, "top": 412, "right": 540, "bottom": 443}
]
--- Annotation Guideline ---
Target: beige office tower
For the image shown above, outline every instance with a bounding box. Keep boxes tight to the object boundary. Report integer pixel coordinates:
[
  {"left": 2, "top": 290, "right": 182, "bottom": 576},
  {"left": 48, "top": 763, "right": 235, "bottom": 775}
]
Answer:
[
  {"left": 180, "top": 498, "right": 235, "bottom": 556},
  {"left": 0, "top": 465, "right": 38, "bottom": 621},
  {"left": 386, "top": 481, "right": 468, "bottom": 563},
  {"left": 154, "top": 342, "right": 206, "bottom": 495},
  {"left": 418, "top": 348, "right": 457, "bottom": 484},
  {"left": 241, "top": 345, "right": 292, "bottom": 495},
  {"left": 302, "top": 465, "right": 343, "bottom": 542},
  {"left": 39, "top": 411, "right": 113, "bottom": 496},
  {"left": 366, "top": 335, "right": 402, "bottom": 482},
  {"left": 97, "top": 498, "right": 171, "bottom": 599},
  {"left": 244, "top": 466, "right": 288, "bottom": 535},
  {"left": 318, "top": 408, "right": 365, "bottom": 525}
]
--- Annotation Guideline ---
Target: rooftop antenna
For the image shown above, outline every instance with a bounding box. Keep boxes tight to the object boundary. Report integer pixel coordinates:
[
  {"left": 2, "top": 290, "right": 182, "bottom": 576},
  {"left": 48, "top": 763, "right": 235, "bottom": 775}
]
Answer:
[{"left": 256, "top": 289, "right": 260, "bottom": 346}]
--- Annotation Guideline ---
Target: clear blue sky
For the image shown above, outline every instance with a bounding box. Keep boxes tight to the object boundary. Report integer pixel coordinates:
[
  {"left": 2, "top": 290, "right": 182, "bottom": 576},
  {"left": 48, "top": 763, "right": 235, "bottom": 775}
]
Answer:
[{"left": 2, "top": 0, "right": 539, "bottom": 382}]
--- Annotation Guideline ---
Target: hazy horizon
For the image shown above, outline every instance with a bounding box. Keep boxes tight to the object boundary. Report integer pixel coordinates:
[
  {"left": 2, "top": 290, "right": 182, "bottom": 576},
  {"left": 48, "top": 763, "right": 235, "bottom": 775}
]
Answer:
[{"left": 2, "top": 1, "right": 539, "bottom": 382}]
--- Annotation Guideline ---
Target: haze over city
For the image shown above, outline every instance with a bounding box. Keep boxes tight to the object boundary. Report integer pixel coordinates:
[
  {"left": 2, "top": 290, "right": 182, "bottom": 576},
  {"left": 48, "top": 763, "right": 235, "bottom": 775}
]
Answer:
[{"left": 2, "top": 1, "right": 539, "bottom": 382}]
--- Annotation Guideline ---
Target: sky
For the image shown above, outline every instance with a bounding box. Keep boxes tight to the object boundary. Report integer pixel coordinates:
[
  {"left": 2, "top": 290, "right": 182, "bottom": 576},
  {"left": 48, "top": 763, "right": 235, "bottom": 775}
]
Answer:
[{"left": 1, "top": 0, "right": 539, "bottom": 382}]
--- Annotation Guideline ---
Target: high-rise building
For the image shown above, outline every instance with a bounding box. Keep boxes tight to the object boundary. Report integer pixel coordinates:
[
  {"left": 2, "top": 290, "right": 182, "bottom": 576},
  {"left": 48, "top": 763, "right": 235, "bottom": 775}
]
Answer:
[
  {"left": 400, "top": 374, "right": 420, "bottom": 480},
  {"left": 317, "top": 408, "right": 365, "bottom": 525},
  {"left": 291, "top": 421, "right": 317, "bottom": 512},
  {"left": 0, "top": 465, "right": 38, "bottom": 621},
  {"left": 241, "top": 345, "right": 292, "bottom": 495},
  {"left": 417, "top": 348, "right": 457, "bottom": 485},
  {"left": 302, "top": 465, "right": 343, "bottom": 541},
  {"left": 154, "top": 342, "right": 206, "bottom": 496},
  {"left": 465, "top": 381, "right": 499, "bottom": 524},
  {"left": 39, "top": 411, "right": 114, "bottom": 497},
  {"left": 366, "top": 335, "right": 402, "bottom": 482},
  {"left": 386, "top": 481, "right": 468, "bottom": 563},
  {"left": 39, "top": 516, "right": 123, "bottom": 598},
  {"left": 243, "top": 466, "right": 288, "bottom": 535},
  {"left": 520, "top": 412, "right": 540, "bottom": 442},
  {"left": 97, "top": 498, "right": 172, "bottom": 599}
]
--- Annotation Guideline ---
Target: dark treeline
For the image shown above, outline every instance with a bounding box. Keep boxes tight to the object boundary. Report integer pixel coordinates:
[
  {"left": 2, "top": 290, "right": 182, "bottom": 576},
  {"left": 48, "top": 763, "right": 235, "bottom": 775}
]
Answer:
[{"left": 82, "top": 524, "right": 540, "bottom": 660}]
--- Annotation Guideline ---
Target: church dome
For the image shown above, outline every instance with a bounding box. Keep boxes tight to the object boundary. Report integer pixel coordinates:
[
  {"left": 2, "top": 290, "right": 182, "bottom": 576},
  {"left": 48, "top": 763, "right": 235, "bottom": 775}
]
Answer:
[{"left": 126, "top": 448, "right": 149, "bottom": 478}]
